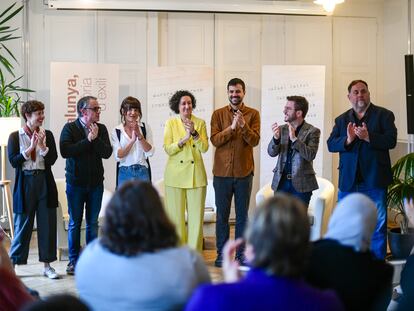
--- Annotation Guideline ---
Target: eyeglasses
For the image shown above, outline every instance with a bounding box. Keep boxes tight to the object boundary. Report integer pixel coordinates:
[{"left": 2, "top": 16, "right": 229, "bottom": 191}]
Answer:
[{"left": 84, "top": 106, "right": 101, "bottom": 113}]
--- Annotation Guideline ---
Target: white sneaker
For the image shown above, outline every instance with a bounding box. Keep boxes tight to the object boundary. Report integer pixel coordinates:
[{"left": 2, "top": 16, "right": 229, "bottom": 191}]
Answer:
[{"left": 43, "top": 266, "right": 60, "bottom": 279}]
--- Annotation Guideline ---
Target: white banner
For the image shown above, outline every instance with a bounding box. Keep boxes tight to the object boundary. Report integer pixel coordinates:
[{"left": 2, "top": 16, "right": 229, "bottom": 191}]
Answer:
[
  {"left": 50, "top": 62, "right": 119, "bottom": 190},
  {"left": 260, "top": 65, "right": 325, "bottom": 187},
  {"left": 147, "top": 67, "right": 214, "bottom": 183}
]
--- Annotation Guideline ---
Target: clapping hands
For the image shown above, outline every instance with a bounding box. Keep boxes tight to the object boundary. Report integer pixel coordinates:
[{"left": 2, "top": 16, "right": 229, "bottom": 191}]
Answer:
[
  {"left": 231, "top": 110, "right": 245, "bottom": 130},
  {"left": 346, "top": 122, "right": 370, "bottom": 145},
  {"left": 88, "top": 123, "right": 99, "bottom": 142}
]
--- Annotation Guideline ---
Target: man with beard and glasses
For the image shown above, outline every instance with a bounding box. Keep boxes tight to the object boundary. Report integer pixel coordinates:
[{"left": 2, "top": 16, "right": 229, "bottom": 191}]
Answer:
[
  {"left": 327, "top": 80, "right": 397, "bottom": 260},
  {"left": 210, "top": 78, "right": 260, "bottom": 268},
  {"left": 268, "top": 96, "right": 320, "bottom": 206}
]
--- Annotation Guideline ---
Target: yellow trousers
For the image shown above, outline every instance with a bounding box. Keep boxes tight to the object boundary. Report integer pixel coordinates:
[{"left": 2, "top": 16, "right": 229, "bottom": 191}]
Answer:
[{"left": 164, "top": 186, "right": 206, "bottom": 252}]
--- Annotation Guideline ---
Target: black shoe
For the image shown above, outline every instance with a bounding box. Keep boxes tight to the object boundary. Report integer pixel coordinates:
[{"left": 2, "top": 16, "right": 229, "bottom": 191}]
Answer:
[
  {"left": 66, "top": 261, "right": 76, "bottom": 275},
  {"left": 214, "top": 254, "right": 223, "bottom": 268}
]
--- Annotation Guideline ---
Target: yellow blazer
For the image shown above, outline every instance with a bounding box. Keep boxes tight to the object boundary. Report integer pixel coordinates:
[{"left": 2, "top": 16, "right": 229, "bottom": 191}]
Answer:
[{"left": 164, "top": 115, "right": 209, "bottom": 188}]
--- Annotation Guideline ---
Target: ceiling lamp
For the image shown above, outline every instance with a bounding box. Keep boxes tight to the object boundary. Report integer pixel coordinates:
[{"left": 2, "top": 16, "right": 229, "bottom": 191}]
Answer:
[{"left": 314, "top": 0, "right": 344, "bottom": 13}]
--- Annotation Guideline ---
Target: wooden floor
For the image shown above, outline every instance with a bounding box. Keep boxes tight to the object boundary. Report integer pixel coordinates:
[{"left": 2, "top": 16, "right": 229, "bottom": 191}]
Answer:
[{"left": 3, "top": 231, "right": 223, "bottom": 298}]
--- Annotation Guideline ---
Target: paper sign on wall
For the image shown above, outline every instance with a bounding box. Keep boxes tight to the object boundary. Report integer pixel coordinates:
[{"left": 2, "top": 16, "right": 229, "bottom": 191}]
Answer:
[{"left": 50, "top": 62, "right": 119, "bottom": 190}]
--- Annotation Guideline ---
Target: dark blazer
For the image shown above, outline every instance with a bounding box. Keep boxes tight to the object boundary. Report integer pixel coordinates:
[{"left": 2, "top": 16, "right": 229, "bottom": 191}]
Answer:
[
  {"left": 268, "top": 121, "right": 320, "bottom": 193},
  {"left": 305, "top": 239, "right": 393, "bottom": 311},
  {"left": 327, "top": 103, "right": 397, "bottom": 191},
  {"left": 8, "top": 130, "right": 58, "bottom": 214},
  {"left": 59, "top": 119, "right": 112, "bottom": 187}
]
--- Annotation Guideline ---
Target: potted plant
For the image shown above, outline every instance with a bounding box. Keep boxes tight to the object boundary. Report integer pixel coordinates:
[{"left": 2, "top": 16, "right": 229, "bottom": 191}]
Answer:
[
  {"left": 387, "top": 152, "right": 414, "bottom": 259},
  {"left": 0, "top": 2, "right": 33, "bottom": 118}
]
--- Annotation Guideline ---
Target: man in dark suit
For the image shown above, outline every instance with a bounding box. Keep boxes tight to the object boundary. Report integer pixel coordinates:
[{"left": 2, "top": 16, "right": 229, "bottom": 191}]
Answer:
[
  {"left": 60, "top": 96, "right": 112, "bottom": 274},
  {"left": 327, "top": 80, "right": 397, "bottom": 259},
  {"left": 268, "top": 96, "right": 320, "bottom": 206}
]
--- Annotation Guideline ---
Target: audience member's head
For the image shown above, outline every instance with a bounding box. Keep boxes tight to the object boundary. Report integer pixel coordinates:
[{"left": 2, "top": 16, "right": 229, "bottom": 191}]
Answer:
[
  {"left": 101, "top": 181, "right": 179, "bottom": 256},
  {"left": 325, "top": 193, "right": 377, "bottom": 252},
  {"left": 21, "top": 294, "right": 89, "bottom": 311},
  {"left": 245, "top": 193, "right": 310, "bottom": 278}
]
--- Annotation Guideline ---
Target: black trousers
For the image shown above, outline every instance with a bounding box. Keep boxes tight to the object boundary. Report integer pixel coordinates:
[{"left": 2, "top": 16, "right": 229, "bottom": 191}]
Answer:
[{"left": 9, "top": 171, "right": 57, "bottom": 265}]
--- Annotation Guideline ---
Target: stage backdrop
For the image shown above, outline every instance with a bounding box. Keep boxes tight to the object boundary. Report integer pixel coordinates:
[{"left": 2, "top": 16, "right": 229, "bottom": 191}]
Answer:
[
  {"left": 147, "top": 66, "right": 214, "bottom": 182},
  {"left": 50, "top": 62, "right": 119, "bottom": 190},
  {"left": 260, "top": 65, "right": 325, "bottom": 187}
]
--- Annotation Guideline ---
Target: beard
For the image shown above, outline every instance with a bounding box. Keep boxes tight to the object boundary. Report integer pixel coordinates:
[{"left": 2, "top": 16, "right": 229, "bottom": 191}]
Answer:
[
  {"left": 354, "top": 100, "right": 369, "bottom": 113},
  {"left": 229, "top": 96, "right": 242, "bottom": 105}
]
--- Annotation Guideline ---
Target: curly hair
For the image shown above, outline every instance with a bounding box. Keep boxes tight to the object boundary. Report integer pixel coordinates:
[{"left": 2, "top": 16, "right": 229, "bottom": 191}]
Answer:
[
  {"left": 245, "top": 193, "right": 310, "bottom": 278},
  {"left": 120, "top": 96, "right": 142, "bottom": 124},
  {"left": 100, "top": 181, "right": 178, "bottom": 256},
  {"left": 21, "top": 100, "right": 45, "bottom": 121},
  {"left": 168, "top": 90, "right": 196, "bottom": 114}
]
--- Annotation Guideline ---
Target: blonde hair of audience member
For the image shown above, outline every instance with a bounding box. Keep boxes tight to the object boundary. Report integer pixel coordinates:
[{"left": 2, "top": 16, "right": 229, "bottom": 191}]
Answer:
[{"left": 223, "top": 194, "right": 309, "bottom": 282}]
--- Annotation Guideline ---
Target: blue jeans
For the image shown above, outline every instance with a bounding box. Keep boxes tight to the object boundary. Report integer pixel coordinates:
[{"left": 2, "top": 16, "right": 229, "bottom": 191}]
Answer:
[
  {"left": 338, "top": 183, "right": 387, "bottom": 259},
  {"left": 275, "top": 176, "right": 312, "bottom": 206},
  {"left": 66, "top": 183, "right": 103, "bottom": 263},
  {"left": 118, "top": 164, "right": 150, "bottom": 188},
  {"left": 214, "top": 174, "right": 253, "bottom": 257}
]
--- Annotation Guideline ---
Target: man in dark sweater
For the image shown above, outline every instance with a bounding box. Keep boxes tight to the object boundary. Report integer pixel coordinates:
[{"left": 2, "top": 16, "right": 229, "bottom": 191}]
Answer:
[{"left": 60, "top": 96, "right": 112, "bottom": 275}]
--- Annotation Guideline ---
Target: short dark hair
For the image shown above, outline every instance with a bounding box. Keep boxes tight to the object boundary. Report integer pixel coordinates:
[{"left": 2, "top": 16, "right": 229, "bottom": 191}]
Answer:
[
  {"left": 120, "top": 96, "right": 142, "bottom": 124},
  {"left": 227, "top": 78, "right": 245, "bottom": 92},
  {"left": 101, "top": 181, "right": 179, "bottom": 256},
  {"left": 286, "top": 95, "right": 309, "bottom": 118},
  {"left": 77, "top": 96, "right": 97, "bottom": 117},
  {"left": 169, "top": 90, "right": 196, "bottom": 114},
  {"left": 347, "top": 80, "right": 368, "bottom": 93},
  {"left": 245, "top": 194, "right": 310, "bottom": 278},
  {"left": 21, "top": 100, "right": 44, "bottom": 121}
]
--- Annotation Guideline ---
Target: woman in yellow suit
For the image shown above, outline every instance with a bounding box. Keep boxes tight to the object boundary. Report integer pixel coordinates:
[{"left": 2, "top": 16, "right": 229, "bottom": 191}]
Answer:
[{"left": 164, "top": 90, "right": 209, "bottom": 252}]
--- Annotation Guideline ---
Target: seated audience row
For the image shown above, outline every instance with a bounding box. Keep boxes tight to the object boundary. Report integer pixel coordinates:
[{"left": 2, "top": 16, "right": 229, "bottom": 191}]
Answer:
[{"left": 4, "top": 181, "right": 405, "bottom": 311}]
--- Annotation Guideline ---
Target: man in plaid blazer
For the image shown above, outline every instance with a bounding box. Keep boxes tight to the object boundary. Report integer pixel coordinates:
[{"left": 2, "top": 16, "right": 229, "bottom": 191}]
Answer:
[{"left": 267, "top": 96, "right": 320, "bottom": 206}]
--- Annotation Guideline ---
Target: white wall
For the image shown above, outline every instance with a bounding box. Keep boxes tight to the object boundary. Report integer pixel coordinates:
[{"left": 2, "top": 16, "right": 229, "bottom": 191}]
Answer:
[{"left": 1, "top": 0, "right": 412, "bottom": 210}]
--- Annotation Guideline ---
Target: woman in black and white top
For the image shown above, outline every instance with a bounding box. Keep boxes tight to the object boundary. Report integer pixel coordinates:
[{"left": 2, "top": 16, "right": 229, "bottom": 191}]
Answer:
[
  {"left": 111, "top": 96, "right": 154, "bottom": 188},
  {"left": 7, "top": 100, "right": 59, "bottom": 279}
]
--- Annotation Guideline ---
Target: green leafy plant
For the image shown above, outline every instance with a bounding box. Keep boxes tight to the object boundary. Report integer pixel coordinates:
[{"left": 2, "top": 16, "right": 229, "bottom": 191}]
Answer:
[
  {"left": 387, "top": 153, "right": 414, "bottom": 233},
  {"left": 0, "top": 70, "right": 33, "bottom": 116},
  {"left": 0, "top": 3, "right": 23, "bottom": 76},
  {"left": 0, "top": 2, "right": 33, "bottom": 117}
]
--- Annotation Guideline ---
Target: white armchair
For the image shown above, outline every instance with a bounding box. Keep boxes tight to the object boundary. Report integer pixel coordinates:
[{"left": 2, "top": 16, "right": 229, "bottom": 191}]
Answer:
[
  {"left": 55, "top": 178, "right": 113, "bottom": 260},
  {"left": 255, "top": 177, "right": 335, "bottom": 241},
  {"left": 153, "top": 179, "right": 216, "bottom": 237}
]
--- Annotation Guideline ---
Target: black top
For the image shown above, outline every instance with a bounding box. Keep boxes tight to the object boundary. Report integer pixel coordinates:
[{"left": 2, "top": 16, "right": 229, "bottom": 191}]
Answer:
[
  {"left": 305, "top": 239, "right": 393, "bottom": 311},
  {"left": 59, "top": 119, "right": 112, "bottom": 187}
]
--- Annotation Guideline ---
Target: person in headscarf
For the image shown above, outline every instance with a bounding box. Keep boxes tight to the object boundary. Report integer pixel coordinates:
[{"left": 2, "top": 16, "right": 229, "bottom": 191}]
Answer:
[{"left": 305, "top": 193, "right": 394, "bottom": 311}]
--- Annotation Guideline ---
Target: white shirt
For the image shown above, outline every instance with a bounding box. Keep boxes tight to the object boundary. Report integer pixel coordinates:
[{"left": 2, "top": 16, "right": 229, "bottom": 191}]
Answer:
[
  {"left": 111, "top": 123, "right": 154, "bottom": 168},
  {"left": 19, "top": 127, "right": 49, "bottom": 171}
]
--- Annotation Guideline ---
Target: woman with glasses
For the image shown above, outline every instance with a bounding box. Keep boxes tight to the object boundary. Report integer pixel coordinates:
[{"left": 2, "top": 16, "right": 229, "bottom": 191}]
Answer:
[{"left": 111, "top": 96, "right": 154, "bottom": 188}]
